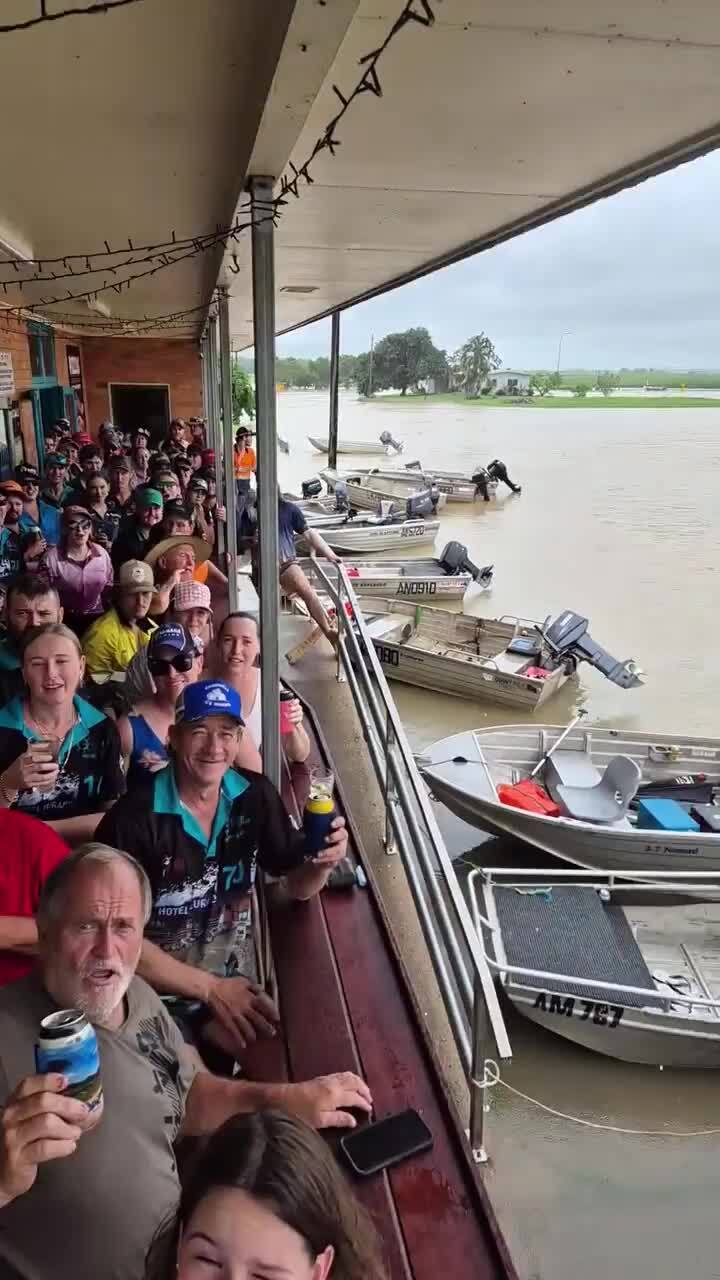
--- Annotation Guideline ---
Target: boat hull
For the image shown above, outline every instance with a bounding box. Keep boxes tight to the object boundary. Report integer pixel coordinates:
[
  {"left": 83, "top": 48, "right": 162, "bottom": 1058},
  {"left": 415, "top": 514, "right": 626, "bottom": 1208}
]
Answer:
[
  {"left": 308, "top": 558, "right": 472, "bottom": 599},
  {"left": 505, "top": 982, "right": 720, "bottom": 1067},
  {"left": 320, "top": 467, "right": 445, "bottom": 511},
  {"left": 308, "top": 436, "right": 392, "bottom": 455},
  {"left": 368, "top": 467, "right": 477, "bottom": 502},
  {"left": 297, "top": 519, "right": 440, "bottom": 553},
  {"left": 363, "top": 603, "right": 568, "bottom": 709},
  {"left": 421, "top": 726, "right": 720, "bottom": 873}
]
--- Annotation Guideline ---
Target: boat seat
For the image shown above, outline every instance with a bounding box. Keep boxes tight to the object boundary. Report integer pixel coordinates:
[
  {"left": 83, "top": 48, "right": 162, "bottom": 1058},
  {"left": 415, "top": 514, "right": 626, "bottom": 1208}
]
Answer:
[
  {"left": 490, "top": 650, "right": 529, "bottom": 675},
  {"left": 545, "top": 750, "right": 602, "bottom": 797},
  {"left": 555, "top": 754, "right": 642, "bottom": 824}
]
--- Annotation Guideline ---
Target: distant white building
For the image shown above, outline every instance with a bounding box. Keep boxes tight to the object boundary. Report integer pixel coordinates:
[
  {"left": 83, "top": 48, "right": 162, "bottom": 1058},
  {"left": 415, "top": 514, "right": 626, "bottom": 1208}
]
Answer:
[{"left": 486, "top": 369, "right": 531, "bottom": 395}]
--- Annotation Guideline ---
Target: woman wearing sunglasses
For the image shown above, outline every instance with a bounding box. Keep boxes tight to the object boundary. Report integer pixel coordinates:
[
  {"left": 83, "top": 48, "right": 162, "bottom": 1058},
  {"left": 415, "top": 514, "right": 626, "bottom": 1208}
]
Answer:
[
  {"left": 117, "top": 622, "right": 202, "bottom": 785},
  {"left": 33, "top": 505, "right": 113, "bottom": 636}
]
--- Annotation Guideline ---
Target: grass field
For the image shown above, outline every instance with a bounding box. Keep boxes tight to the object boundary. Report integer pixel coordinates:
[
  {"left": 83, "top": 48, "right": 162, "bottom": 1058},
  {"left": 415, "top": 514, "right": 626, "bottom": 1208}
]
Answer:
[
  {"left": 556, "top": 369, "right": 720, "bottom": 389},
  {"left": 378, "top": 393, "right": 720, "bottom": 409}
]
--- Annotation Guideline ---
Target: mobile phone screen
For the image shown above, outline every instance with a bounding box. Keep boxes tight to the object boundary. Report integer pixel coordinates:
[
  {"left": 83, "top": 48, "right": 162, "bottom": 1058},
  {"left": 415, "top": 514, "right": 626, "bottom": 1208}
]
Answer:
[{"left": 339, "top": 1108, "right": 432, "bottom": 1177}]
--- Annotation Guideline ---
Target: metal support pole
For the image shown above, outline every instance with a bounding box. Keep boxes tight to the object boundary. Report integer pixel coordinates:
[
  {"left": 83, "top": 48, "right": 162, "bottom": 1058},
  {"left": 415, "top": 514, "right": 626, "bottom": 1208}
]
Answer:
[
  {"left": 200, "top": 333, "right": 209, "bottom": 422},
  {"left": 218, "top": 289, "right": 239, "bottom": 611},
  {"left": 250, "top": 176, "right": 280, "bottom": 790},
  {"left": 384, "top": 713, "right": 399, "bottom": 856},
  {"left": 469, "top": 970, "right": 490, "bottom": 1163},
  {"left": 206, "top": 314, "right": 226, "bottom": 563},
  {"left": 328, "top": 311, "right": 340, "bottom": 469}
]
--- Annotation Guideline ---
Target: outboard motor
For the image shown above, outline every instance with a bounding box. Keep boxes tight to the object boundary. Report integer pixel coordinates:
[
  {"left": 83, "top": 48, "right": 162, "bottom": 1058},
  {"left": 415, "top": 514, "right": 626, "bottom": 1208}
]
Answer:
[
  {"left": 301, "top": 476, "right": 323, "bottom": 500},
  {"left": 379, "top": 430, "right": 404, "bottom": 455},
  {"left": 542, "top": 611, "right": 643, "bottom": 689},
  {"left": 333, "top": 479, "right": 350, "bottom": 512},
  {"left": 486, "top": 458, "right": 522, "bottom": 495},
  {"left": 439, "top": 541, "right": 494, "bottom": 588},
  {"left": 428, "top": 482, "right": 441, "bottom": 511},
  {"left": 405, "top": 491, "right": 435, "bottom": 521}
]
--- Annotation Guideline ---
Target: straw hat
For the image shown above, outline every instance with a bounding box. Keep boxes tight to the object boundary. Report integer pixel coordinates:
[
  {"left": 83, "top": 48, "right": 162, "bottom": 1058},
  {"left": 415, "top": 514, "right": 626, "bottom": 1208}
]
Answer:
[{"left": 144, "top": 534, "right": 211, "bottom": 568}]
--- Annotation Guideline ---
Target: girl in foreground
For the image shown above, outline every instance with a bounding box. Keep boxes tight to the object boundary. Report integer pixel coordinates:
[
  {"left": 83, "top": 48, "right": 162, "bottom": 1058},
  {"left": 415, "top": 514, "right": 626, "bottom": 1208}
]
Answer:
[{"left": 147, "top": 1110, "right": 386, "bottom": 1280}]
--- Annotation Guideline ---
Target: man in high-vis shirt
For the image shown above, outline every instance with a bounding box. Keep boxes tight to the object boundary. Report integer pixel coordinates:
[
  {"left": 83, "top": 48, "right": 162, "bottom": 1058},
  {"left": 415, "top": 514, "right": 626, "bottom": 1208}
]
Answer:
[{"left": 233, "top": 426, "right": 256, "bottom": 522}]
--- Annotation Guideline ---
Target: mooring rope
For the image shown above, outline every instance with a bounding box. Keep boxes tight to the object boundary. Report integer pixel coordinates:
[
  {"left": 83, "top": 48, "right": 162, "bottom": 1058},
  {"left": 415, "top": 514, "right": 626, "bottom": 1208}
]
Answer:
[{"left": 475, "top": 1060, "right": 720, "bottom": 1138}]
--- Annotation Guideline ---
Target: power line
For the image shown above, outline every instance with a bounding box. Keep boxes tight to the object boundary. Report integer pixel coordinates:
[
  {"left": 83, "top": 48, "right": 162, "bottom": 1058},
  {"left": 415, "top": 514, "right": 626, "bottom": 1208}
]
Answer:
[{"left": 0, "top": 0, "right": 146, "bottom": 36}]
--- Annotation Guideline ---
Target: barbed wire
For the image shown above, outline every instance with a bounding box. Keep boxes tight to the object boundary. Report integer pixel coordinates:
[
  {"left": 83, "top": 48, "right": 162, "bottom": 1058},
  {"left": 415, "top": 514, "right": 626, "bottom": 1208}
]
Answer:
[
  {"left": 0, "top": 0, "right": 146, "bottom": 36},
  {"left": 2, "top": 0, "right": 440, "bottom": 324}
]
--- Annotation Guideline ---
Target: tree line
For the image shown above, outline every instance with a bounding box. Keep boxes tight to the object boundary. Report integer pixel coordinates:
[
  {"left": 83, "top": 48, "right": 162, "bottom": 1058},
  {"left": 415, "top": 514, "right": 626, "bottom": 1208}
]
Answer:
[{"left": 353, "top": 328, "right": 503, "bottom": 398}]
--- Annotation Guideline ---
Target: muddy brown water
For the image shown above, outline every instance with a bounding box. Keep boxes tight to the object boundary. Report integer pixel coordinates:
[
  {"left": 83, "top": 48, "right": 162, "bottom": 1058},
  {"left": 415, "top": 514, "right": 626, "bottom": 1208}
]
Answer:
[{"left": 277, "top": 391, "right": 720, "bottom": 1280}]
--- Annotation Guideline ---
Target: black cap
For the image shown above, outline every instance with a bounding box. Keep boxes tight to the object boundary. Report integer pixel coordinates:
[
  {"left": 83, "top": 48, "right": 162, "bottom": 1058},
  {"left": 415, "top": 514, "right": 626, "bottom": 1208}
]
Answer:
[
  {"left": 79, "top": 444, "right": 102, "bottom": 462},
  {"left": 162, "top": 500, "right": 191, "bottom": 521},
  {"left": 16, "top": 464, "right": 39, "bottom": 484}
]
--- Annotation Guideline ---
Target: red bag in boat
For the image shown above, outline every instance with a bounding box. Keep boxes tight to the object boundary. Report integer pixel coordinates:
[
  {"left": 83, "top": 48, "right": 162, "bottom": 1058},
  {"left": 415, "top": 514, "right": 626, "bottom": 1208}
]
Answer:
[{"left": 497, "top": 780, "right": 560, "bottom": 817}]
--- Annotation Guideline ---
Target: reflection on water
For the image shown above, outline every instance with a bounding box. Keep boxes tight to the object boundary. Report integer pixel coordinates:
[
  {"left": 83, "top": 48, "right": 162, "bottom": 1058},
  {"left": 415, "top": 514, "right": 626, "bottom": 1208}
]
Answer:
[{"left": 278, "top": 391, "right": 720, "bottom": 1280}]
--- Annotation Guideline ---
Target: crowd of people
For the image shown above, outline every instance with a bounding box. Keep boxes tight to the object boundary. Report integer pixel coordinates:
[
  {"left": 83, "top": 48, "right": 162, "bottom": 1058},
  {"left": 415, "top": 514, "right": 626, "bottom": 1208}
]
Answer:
[{"left": 0, "top": 416, "right": 386, "bottom": 1280}]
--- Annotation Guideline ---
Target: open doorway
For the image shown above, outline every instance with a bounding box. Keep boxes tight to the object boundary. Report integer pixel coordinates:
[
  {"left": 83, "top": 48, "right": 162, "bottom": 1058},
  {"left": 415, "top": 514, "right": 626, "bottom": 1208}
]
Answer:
[{"left": 109, "top": 383, "right": 170, "bottom": 443}]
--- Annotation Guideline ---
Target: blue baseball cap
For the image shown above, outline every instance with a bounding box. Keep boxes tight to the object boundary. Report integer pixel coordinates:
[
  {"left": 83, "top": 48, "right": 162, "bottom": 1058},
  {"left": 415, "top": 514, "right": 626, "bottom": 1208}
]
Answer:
[
  {"left": 149, "top": 623, "right": 193, "bottom": 659},
  {"left": 175, "top": 679, "right": 244, "bottom": 726}
]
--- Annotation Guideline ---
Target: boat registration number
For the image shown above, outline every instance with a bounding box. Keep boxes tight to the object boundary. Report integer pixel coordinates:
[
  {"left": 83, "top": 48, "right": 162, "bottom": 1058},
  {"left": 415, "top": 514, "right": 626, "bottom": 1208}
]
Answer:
[
  {"left": 397, "top": 581, "right": 436, "bottom": 596},
  {"left": 400, "top": 524, "right": 426, "bottom": 537},
  {"left": 533, "top": 992, "right": 624, "bottom": 1027},
  {"left": 374, "top": 643, "right": 399, "bottom": 667}
]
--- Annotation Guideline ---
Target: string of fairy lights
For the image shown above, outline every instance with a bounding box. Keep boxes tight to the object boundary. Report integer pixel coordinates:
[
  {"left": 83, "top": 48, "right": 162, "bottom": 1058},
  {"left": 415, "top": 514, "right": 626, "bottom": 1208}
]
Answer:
[{"left": 0, "top": 0, "right": 441, "bottom": 333}]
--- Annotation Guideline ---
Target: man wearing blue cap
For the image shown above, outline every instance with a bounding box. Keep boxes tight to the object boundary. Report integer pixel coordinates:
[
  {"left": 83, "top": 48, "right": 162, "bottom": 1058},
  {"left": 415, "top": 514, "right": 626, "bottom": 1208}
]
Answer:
[{"left": 97, "top": 679, "right": 349, "bottom": 1061}]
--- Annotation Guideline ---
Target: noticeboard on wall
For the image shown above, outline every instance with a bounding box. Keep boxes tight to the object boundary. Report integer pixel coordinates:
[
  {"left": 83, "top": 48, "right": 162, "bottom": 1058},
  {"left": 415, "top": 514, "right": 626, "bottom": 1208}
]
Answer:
[
  {"left": 66, "top": 345, "right": 86, "bottom": 432},
  {"left": 0, "top": 352, "right": 15, "bottom": 399}
]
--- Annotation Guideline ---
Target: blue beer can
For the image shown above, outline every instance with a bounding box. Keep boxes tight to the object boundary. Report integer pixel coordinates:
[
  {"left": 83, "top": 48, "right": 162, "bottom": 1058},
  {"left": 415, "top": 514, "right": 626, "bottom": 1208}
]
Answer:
[{"left": 35, "top": 1009, "right": 104, "bottom": 1121}]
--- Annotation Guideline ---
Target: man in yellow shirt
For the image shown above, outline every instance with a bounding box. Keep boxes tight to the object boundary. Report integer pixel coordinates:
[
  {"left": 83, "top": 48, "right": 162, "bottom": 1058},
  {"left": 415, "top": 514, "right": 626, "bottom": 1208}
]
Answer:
[
  {"left": 233, "top": 426, "right": 256, "bottom": 521},
  {"left": 82, "top": 559, "right": 157, "bottom": 676}
]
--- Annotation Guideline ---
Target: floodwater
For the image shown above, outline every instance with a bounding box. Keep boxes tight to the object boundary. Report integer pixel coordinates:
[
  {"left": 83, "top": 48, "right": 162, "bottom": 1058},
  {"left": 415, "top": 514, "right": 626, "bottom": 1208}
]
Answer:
[{"left": 277, "top": 391, "right": 720, "bottom": 1280}]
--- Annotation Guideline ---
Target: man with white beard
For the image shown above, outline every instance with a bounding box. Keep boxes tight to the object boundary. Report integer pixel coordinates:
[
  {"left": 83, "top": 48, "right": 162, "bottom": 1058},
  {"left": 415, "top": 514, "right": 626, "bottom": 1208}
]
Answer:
[{"left": 0, "top": 844, "right": 371, "bottom": 1280}]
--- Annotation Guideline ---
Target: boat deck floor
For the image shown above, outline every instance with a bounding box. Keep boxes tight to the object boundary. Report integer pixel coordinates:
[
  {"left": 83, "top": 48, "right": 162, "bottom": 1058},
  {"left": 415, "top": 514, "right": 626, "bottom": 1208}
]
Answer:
[
  {"left": 493, "top": 886, "right": 664, "bottom": 1008},
  {"left": 627, "top": 903, "right": 720, "bottom": 1018}
]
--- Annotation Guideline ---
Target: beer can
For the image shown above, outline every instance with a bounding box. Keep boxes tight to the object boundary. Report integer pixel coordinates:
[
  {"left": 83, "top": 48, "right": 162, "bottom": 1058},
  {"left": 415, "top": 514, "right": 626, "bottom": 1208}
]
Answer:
[{"left": 35, "top": 1009, "right": 104, "bottom": 1123}]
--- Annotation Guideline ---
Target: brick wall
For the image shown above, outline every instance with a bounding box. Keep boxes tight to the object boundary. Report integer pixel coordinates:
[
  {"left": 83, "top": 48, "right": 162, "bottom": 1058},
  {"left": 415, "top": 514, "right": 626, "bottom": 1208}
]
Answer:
[{"left": 80, "top": 337, "right": 202, "bottom": 436}]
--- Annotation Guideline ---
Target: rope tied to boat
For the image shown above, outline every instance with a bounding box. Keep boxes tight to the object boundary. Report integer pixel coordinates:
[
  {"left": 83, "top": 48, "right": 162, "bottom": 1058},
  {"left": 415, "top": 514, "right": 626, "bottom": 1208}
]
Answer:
[{"left": 473, "top": 1060, "right": 720, "bottom": 1138}]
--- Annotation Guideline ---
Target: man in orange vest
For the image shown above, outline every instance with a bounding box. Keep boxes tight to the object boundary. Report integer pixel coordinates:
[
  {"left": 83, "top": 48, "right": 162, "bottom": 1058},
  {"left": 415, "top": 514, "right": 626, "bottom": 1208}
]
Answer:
[{"left": 233, "top": 426, "right": 256, "bottom": 524}]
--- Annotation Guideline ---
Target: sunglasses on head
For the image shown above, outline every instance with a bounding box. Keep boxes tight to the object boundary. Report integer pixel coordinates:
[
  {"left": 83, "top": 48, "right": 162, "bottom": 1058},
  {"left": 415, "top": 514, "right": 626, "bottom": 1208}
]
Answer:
[{"left": 148, "top": 652, "right": 194, "bottom": 676}]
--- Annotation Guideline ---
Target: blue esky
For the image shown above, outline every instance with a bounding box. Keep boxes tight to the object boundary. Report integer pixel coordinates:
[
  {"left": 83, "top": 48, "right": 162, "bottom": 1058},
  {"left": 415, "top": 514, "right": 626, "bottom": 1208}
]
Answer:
[{"left": 277, "top": 149, "right": 720, "bottom": 370}]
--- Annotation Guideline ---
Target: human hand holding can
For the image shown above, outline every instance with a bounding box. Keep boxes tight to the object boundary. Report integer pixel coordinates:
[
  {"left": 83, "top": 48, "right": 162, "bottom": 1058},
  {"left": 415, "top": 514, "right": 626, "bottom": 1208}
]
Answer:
[{"left": 303, "top": 767, "right": 336, "bottom": 857}]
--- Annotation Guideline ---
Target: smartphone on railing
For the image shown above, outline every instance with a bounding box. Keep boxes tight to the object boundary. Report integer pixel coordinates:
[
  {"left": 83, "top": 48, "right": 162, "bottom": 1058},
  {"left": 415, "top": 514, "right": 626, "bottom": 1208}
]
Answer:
[{"left": 339, "top": 1108, "right": 432, "bottom": 1177}]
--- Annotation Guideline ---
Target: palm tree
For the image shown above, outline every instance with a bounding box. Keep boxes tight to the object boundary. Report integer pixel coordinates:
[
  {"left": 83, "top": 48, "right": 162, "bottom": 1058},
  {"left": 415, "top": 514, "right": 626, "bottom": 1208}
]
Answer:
[{"left": 452, "top": 333, "right": 501, "bottom": 398}]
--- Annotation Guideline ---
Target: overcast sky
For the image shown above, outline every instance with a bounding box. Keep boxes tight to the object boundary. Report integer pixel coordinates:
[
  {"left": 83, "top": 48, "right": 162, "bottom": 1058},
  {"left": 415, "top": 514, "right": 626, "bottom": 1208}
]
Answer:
[{"left": 277, "top": 150, "right": 720, "bottom": 371}]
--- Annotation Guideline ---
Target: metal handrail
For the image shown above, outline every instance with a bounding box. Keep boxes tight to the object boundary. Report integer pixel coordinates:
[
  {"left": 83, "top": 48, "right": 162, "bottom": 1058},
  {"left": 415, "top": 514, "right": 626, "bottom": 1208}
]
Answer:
[{"left": 311, "top": 558, "right": 512, "bottom": 1076}]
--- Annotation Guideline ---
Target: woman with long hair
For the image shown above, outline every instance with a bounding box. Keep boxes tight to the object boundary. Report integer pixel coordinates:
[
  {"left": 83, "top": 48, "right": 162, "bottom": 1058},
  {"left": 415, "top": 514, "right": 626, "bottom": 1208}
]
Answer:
[
  {"left": 0, "top": 623, "right": 124, "bottom": 844},
  {"left": 214, "top": 612, "right": 310, "bottom": 765},
  {"left": 146, "top": 1110, "right": 387, "bottom": 1280},
  {"left": 37, "top": 505, "right": 113, "bottom": 635},
  {"left": 117, "top": 622, "right": 202, "bottom": 784}
]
